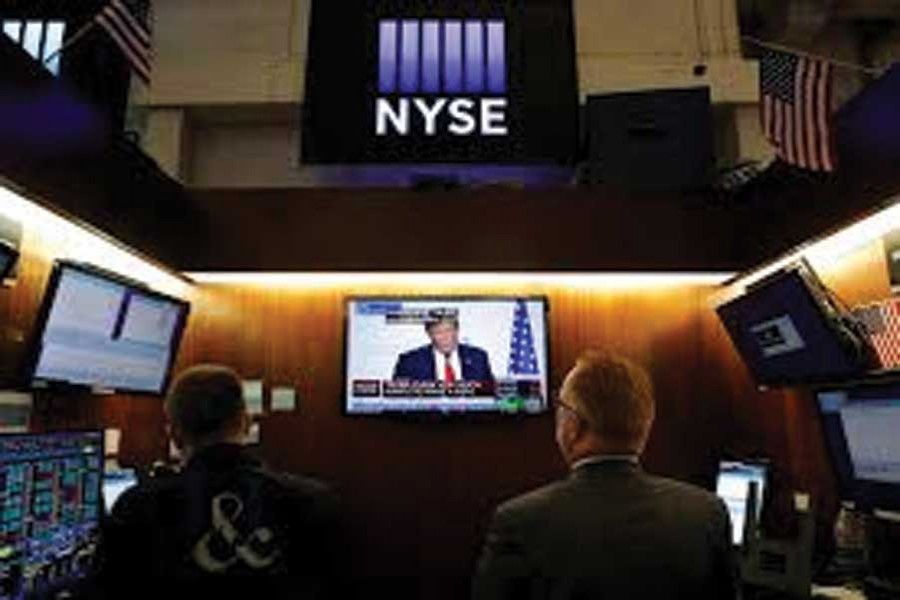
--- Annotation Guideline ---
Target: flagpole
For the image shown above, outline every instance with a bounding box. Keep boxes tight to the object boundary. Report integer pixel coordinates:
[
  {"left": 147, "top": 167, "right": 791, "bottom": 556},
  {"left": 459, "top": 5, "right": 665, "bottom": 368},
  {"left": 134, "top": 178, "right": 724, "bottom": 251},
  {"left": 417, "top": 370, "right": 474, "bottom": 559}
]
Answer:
[
  {"left": 741, "top": 35, "right": 885, "bottom": 75},
  {"left": 42, "top": 19, "right": 99, "bottom": 66}
]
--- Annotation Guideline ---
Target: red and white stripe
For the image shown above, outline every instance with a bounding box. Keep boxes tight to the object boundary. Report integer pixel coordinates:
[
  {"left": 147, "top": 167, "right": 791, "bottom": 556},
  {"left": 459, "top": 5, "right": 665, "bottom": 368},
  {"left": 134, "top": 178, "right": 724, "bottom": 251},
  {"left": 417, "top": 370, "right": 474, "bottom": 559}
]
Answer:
[
  {"left": 854, "top": 299, "right": 900, "bottom": 369},
  {"left": 762, "top": 57, "right": 835, "bottom": 172}
]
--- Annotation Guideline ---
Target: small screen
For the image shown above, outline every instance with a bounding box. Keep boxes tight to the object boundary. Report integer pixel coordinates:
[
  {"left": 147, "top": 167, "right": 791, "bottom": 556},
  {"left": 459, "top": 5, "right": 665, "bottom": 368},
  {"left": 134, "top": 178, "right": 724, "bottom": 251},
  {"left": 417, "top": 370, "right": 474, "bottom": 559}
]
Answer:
[
  {"left": 30, "top": 264, "right": 189, "bottom": 394},
  {"left": 716, "top": 267, "right": 868, "bottom": 385},
  {"left": 818, "top": 385, "right": 900, "bottom": 511},
  {"left": 102, "top": 470, "right": 137, "bottom": 514},
  {"left": 0, "top": 431, "right": 103, "bottom": 600},
  {"left": 345, "top": 297, "right": 549, "bottom": 415},
  {"left": 0, "top": 243, "right": 16, "bottom": 281},
  {"left": 716, "top": 461, "right": 767, "bottom": 546}
]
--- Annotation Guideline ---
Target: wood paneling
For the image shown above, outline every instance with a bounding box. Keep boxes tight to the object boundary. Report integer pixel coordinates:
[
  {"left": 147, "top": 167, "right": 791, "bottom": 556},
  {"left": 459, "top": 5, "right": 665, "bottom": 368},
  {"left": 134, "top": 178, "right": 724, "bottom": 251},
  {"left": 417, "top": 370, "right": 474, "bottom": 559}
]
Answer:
[
  {"left": 9, "top": 210, "right": 897, "bottom": 595},
  {"left": 183, "top": 187, "right": 745, "bottom": 271},
  {"left": 160, "top": 280, "right": 744, "bottom": 592}
]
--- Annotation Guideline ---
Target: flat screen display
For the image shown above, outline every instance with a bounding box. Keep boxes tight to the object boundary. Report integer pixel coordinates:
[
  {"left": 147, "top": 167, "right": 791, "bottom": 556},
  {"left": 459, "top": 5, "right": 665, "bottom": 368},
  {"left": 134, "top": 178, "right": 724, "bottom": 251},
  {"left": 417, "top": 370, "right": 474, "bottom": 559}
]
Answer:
[
  {"left": 0, "top": 242, "right": 17, "bottom": 281},
  {"left": 716, "top": 267, "right": 869, "bottom": 386},
  {"left": 345, "top": 297, "right": 549, "bottom": 415},
  {"left": 28, "top": 262, "right": 190, "bottom": 394},
  {"left": 715, "top": 460, "right": 767, "bottom": 546},
  {"left": 0, "top": 431, "right": 103, "bottom": 599},
  {"left": 102, "top": 469, "right": 137, "bottom": 514},
  {"left": 818, "top": 381, "right": 900, "bottom": 511}
]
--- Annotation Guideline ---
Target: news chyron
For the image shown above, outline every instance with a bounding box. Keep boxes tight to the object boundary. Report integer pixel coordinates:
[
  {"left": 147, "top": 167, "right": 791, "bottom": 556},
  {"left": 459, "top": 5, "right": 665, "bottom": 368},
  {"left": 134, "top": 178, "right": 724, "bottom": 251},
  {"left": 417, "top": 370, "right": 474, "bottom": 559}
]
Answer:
[{"left": 345, "top": 298, "right": 548, "bottom": 415}]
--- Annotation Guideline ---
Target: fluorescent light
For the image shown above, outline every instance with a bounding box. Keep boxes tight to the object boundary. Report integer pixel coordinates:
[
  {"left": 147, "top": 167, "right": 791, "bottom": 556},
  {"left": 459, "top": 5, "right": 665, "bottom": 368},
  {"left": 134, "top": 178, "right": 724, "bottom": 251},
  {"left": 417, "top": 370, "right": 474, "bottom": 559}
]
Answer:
[
  {"left": 0, "top": 182, "right": 192, "bottom": 297},
  {"left": 185, "top": 271, "right": 734, "bottom": 288},
  {"left": 727, "top": 197, "right": 900, "bottom": 291}
]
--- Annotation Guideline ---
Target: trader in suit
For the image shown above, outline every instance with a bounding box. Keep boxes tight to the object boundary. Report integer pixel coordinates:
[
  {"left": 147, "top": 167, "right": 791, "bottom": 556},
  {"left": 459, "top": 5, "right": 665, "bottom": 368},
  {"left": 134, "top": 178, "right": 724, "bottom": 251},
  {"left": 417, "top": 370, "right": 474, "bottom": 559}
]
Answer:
[
  {"left": 392, "top": 312, "right": 494, "bottom": 383},
  {"left": 474, "top": 351, "right": 737, "bottom": 600}
]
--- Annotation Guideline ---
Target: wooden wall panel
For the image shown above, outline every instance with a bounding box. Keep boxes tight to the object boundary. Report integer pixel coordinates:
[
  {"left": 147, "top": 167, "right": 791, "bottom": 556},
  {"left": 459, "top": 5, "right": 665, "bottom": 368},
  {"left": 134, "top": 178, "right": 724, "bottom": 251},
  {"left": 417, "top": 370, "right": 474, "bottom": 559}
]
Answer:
[
  {"left": 9, "top": 213, "right": 897, "bottom": 595},
  {"left": 161, "top": 281, "right": 747, "bottom": 593}
]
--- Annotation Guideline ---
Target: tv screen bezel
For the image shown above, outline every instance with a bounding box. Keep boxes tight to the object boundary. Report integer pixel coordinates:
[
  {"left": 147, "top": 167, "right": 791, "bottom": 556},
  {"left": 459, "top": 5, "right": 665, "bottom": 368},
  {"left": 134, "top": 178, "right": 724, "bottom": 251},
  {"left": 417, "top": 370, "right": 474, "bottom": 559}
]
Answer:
[
  {"left": 342, "top": 294, "right": 551, "bottom": 418},
  {"left": 24, "top": 260, "right": 191, "bottom": 396},
  {"left": 0, "top": 240, "right": 19, "bottom": 281},
  {"left": 815, "top": 376, "right": 900, "bottom": 512}
]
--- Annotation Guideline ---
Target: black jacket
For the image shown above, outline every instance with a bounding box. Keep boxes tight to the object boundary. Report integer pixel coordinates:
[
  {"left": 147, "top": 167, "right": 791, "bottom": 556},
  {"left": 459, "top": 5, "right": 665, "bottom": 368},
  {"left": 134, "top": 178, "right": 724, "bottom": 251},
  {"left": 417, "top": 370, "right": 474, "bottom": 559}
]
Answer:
[
  {"left": 102, "top": 444, "right": 346, "bottom": 599},
  {"left": 474, "top": 460, "right": 737, "bottom": 600}
]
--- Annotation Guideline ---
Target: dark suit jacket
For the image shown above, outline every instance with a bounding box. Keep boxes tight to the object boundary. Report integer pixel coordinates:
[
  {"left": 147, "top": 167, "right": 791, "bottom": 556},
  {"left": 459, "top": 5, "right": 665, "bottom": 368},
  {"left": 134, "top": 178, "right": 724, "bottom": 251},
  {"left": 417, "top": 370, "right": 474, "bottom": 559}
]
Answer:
[
  {"left": 392, "top": 343, "right": 494, "bottom": 382},
  {"left": 102, "top": 444, "right": 349, "bottom": 599},
  {"left": 474, "top": 460, "right": 737, "bottom": 600}
]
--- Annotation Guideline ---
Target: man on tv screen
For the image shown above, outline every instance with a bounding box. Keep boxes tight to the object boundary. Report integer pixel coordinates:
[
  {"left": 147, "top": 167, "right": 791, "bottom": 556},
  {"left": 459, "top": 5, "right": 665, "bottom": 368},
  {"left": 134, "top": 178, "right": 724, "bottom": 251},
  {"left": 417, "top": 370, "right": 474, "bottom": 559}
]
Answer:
[{"left": 392, "top": 311, "right": 494, "bottom": 384}]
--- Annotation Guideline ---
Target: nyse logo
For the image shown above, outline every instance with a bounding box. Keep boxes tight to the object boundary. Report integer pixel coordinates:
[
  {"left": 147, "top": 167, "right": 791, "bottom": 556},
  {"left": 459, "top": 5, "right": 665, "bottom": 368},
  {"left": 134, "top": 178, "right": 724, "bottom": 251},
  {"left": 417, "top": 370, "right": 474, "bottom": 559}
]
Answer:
[{"left": 376, "top": 19, "right": 508, "bottom": 137}]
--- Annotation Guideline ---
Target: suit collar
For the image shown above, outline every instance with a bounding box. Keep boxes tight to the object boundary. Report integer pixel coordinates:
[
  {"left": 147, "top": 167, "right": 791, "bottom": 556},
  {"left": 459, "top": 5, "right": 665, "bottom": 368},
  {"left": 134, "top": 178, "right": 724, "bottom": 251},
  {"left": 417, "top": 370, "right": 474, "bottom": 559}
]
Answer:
[{"left": 570, "top": 455, "right": 642, "bottom": 479}]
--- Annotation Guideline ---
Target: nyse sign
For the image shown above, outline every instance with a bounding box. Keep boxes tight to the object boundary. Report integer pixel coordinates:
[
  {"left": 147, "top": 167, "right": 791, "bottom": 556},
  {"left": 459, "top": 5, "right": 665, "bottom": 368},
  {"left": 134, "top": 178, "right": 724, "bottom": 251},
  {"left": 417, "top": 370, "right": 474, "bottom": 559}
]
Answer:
[{"left": 376, "top": 19, "right": 508, "bottom": 137}]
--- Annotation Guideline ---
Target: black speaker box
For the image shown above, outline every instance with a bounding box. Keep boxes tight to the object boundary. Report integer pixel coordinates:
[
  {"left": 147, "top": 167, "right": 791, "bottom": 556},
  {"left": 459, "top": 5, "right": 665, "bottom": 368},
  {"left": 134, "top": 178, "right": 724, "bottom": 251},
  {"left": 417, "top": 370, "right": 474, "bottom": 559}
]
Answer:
[{"left": 583, "top": 86, "right": 714, "bottom": 190}]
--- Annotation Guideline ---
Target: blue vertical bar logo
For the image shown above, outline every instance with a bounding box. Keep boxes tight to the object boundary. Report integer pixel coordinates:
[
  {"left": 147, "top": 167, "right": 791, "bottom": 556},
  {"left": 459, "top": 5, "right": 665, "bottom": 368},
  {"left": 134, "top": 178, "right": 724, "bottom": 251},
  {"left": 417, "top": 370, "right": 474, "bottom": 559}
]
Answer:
[{"left": 378, "top": 18, "right": 507, "bottom": 95}]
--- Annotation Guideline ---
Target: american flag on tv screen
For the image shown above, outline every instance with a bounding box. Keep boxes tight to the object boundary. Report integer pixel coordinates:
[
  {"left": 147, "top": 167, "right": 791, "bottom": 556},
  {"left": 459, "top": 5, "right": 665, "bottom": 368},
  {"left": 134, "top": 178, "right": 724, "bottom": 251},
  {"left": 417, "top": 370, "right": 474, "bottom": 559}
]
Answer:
[
  {"left": 852, "top": 299, "right": 900, "bottom": 369},
  {"left": 508, "top": 300, "right": 539, "bottom": 376},
  {"left": 94, "top": 0, "right": 153, "bottom": 84},
  {"left": 760, "top": 49, "right": 836, "bottom": 172}
]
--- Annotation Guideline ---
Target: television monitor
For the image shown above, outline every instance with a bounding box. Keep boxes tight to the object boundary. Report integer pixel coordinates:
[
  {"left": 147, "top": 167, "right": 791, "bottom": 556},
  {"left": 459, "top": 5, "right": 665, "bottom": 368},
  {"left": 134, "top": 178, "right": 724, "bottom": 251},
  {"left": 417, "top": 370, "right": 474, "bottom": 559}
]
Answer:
[
  {"left": 716, "top": 263, "right": 872, "bottom": 386},
  {"left": 817, "top": 381, "right": 900, "bottom": 512},
  {"left": 345, "top": 297, "right": 549, "bottom": 415},
  {"left": 26, "top": 261, "right": 190, "bottom": 394},
  {"left": 0, "top": 241, "right": 18, "bottom": 281},
  {"left": 715, "top": 460, "right": 768, "bottom": 546},
  {"left": 102, "top": 469, "right": 137, "bottom": 514},
  {"left": 0, "top": 431, "right": 103, "bottom": 599}
]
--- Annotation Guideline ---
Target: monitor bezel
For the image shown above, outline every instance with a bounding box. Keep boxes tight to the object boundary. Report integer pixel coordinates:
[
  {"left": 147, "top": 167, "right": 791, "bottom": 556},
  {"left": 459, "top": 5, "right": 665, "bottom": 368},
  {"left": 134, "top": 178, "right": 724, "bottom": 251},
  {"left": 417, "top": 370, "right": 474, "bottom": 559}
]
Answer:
[
  {"left": 342, "top": 295, "right": 552, "bottom": 419},
  {"left": 0, "top": 239, "right": 19, "bottom": 281},
  {"left": 23, "top": 260, "right": 191, "bottom": 396},
  {"left": 715, "top": 457, "right": 771, "bottom": 546},
  {"left": 815, "top": 377, "right": 900, "bottom": 512}
]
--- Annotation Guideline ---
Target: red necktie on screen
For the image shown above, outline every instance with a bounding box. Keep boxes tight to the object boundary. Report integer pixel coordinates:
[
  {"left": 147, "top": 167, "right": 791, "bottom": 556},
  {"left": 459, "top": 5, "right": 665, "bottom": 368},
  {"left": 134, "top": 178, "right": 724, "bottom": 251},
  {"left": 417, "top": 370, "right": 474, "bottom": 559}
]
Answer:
[{"left": 444, "top": 356, "right": 456, "bottom": 383}]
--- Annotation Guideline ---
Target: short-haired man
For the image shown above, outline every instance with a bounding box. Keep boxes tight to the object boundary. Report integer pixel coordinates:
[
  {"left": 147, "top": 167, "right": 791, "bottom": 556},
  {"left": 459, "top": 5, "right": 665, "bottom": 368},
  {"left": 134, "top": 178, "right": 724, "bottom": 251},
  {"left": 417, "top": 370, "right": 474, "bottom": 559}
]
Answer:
[
  {"left": 474, "top": 352, "right": 737, "bottom": 600},
  {"left": 392, "top": 313, "right": 494, "bottom": 384},
  {"left": 102, "top": 364, "right": 346, "bottom": 599}
]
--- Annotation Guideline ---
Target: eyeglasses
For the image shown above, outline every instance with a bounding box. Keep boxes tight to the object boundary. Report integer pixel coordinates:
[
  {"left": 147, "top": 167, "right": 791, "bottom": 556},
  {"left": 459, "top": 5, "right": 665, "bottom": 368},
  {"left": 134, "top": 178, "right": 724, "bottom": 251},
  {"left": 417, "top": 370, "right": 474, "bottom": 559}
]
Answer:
[{"left": 552, "top": 389, "right": 582, "bottom": 418}]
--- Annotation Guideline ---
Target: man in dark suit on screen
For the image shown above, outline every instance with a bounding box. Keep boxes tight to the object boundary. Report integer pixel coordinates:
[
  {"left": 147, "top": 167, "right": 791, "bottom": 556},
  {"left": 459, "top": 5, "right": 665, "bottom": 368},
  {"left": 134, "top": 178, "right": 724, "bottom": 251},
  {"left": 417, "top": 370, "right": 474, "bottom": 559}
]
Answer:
[
  {"left": 392, "top": 312, "right": 494, "bottom": 384},
  {"left": 474, "top": 351, "right": 737, "bottom": 600}
]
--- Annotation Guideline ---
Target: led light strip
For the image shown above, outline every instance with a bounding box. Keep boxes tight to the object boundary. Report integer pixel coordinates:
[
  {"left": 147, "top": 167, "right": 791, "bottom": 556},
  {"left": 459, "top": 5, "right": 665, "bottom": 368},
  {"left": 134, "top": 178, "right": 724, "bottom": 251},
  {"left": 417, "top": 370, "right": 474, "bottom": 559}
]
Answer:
[
  {"left": 726, "top": 198, "right": 900, "bottom": 291},
  {"left": 0, "top": 181, "right": 191, "bottom": 297},
  {"left": 184, "top": 271, "right": 735, "bottom": 288}
]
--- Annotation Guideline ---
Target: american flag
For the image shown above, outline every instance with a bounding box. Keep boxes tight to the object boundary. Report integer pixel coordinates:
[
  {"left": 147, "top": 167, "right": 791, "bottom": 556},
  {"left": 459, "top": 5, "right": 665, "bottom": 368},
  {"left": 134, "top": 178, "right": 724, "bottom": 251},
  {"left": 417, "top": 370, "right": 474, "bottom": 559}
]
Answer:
[
  {"left": 94, "top": 0, "right": 153, "bottom": 84},
  {"left": 508, "top": 300, "right": 539, "bottom": 375},
  {"left": 760, "top": 49, "right": 835, "bottom": 172},
  {"left": 852, "top": 300, "right": 900, "bottom": 369}
]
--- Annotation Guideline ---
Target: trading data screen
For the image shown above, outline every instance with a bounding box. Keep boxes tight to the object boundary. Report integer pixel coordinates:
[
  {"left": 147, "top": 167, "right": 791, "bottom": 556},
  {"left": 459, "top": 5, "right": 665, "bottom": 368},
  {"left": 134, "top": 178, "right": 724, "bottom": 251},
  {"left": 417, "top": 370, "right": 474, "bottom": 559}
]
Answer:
[
  {"left": 0, "top": 432, "right": 103, "bottom": 600},
  {"left": 716, "top": 461, "right": 767, "bottom": 546},
  {"left": 32, "top": 265, "right": 187, "bottom": 393},
  {"left": 819, "top": 389, "right": 900, "bottom": 486}
]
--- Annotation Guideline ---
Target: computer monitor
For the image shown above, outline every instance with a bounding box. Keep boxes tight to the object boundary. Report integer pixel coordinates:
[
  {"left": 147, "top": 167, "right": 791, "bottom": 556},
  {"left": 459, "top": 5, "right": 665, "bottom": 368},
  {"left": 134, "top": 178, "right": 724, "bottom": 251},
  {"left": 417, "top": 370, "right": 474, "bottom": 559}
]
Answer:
[
  {"left": 344, "top": 297, "right": 550, "bottom": 416},
  {"left": 26, "top": 261, "right": 190, "bottom": 394},
  {"left": 0, "top": 241, "right": 18, "bottom": 282},
  {"left": 716, "top": 263, "right": 872, "bottom": 386},
  {"left": 102, "top": 469, "right": 137, "bottom": 514},
  {"left": 716, "top": 460, "right": 768, "bottom": 546},
  {"left": 817, "top": 381, "right": 900, "bottom": 512},
  {"left": 0, "top": 431, "right": 103, "bottom": 599}
]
